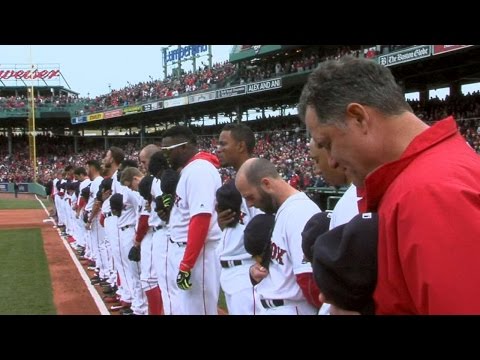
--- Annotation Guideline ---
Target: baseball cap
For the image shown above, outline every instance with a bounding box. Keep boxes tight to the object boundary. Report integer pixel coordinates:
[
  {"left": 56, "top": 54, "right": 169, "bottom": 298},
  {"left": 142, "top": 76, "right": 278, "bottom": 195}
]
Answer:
[
  {"left": 100, "top": 178, "right": 113, "bottom": 192},
  {"left": 244, "top": 213, "right": 275, "bottom": 268},
  {"left": 301, "top": 212, "right": 331, "bottom": 263},
  {"left": 139, "top": 175, "right": 154, "bottom": 201},
  {"left": 216, "top": 181, "right": 242, "bottom": 213},
  {"left": 80, "top": 185, "right": 91, "bottom": 200},
  {"left": 216, "top": 181, "right": 242, "bottom": 227},
  {"left": 160, "top": 168, "right": 179, "bottom": 195},
  {"left": 312, "top": 212, "right": 378, "bottom": 314},
  {"left": 110, "top": 193, "right": 124, "bottom": 214}
]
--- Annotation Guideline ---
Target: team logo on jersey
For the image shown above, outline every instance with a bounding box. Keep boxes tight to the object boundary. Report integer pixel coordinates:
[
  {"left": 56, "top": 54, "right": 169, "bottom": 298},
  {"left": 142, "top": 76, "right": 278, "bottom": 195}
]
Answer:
[
  {"left": 271, "top": 242, "right": 287, "bottom": 265},
  {"left": 175, "top": 194, "right": 182, "bottom": 207}
]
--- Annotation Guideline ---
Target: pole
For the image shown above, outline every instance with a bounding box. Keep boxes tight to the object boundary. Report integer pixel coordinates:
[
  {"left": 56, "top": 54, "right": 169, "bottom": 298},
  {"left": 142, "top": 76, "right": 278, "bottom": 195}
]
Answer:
[
  {"left": 208, "top": 45, "right": 212, "bottom": 68},
  {"left": 29, "top": 46, "right": 37, "bottom": 183}
]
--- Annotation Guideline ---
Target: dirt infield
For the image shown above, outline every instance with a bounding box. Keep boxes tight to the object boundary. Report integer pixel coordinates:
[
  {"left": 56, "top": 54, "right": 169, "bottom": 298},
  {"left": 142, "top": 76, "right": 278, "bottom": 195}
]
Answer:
[
  {"left": 0, "top": 201, "right": 100, "bottom": 315},
  {"left": 0, "top": 193, "right": 228, "bottom": 315}
]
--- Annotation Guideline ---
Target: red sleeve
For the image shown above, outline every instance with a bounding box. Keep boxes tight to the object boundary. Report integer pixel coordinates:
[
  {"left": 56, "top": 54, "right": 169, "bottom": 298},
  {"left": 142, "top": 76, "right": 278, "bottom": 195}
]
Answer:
[
  {"left": 78, "top": 197, "right": 86, "bottom": 209},
  {"left": 135, "top": 215, "right": 150, "bottom": 242},
  {"left": 179, "top": 213, "right": 211, "bottom": 272},
  {"left": 296, "top": 273, "right": 322, "bottom": 309},
  {"left": 99, "top": 213, "right": 105, "bottom": 227}
]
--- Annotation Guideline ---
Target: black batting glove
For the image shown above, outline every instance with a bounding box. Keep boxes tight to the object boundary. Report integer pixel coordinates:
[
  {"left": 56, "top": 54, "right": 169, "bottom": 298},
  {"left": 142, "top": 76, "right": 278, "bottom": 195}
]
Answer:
[{"left": 177, "top": 269, "right": 192, "bottom": 290}]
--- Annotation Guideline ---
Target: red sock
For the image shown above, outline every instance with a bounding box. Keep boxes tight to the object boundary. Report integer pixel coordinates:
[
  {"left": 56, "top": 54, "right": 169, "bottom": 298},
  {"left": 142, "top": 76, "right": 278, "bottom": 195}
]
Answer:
[{"left": 145, "top": 286, "right": 164, "bottom": 315}]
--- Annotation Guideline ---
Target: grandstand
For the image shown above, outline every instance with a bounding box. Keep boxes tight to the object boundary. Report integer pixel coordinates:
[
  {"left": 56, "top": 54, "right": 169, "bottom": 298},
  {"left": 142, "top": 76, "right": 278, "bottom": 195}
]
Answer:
[{"left": 1, "top": 45, "right": 480, "bottom": 209}]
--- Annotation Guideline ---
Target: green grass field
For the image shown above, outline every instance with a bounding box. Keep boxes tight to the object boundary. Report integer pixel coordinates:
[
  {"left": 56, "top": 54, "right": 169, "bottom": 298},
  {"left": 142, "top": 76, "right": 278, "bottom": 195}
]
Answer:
[
  {"left": 0, "top": 228, "right": 56, "bottom": 314},
  {"left": 0, "top": 197, "right": 49, "bottom": 210},
  {"left": 218, "top": 289, "right": 227, "bottom": 313}
]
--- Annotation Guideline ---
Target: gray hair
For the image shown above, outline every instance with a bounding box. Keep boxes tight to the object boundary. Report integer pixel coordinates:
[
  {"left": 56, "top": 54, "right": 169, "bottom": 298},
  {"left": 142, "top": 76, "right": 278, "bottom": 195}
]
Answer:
[{"left": 298, "top": 56, "right": 412, "bottom": 127}]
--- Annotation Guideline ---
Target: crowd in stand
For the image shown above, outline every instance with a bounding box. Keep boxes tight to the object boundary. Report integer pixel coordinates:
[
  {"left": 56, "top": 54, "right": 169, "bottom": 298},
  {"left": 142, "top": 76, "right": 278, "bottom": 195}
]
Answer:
[
  {"left": 0, "top": 93, "right": 83, "bottom": 111},
  {"left": 0, "top": 45, "right": 382, "bottom": 116},
  {"left": 2, "top": 91, "right": 480, "bottom": 187}
]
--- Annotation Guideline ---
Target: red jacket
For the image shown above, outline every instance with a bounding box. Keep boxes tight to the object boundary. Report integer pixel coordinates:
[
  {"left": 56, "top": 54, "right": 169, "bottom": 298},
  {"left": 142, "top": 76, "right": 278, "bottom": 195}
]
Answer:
[{"left": 360, "top": 116, "right": 480, "bottom": 314}]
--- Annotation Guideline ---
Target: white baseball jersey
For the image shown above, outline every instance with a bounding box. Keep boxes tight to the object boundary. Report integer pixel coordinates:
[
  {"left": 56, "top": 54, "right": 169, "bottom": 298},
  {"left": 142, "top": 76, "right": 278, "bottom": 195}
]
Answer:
[
  {"left": 77, "top": 178, "right": 92, "bottom": 207},
  {"left": 85, "top": 175, "right": 103, "bottom": 212},
  {"left": 148, "top": 178, "right": 165, "bottom": 228},
  {"left": 219, "top": 199, "right": 262, "bottom": 261},
  {"left": 169, "top": 158, "right": 222, "bottom": 243},
  {"left": 117, "top": 187, "right": 142, "bottom": 228},
  {"left": 256, "top": 191, "right": 320, "bottom": 303},
  {"left": 101, "top": 195, "right": 112, "bottom": 216},
  {"left": 52, "top": 178, "right": 59, "bottom": 196},
  {"left": 111, "top": 170, "right": 121, "bottom": 195},
  {"left": 329, "top": 184, "right": 359, "bottom": 230}
]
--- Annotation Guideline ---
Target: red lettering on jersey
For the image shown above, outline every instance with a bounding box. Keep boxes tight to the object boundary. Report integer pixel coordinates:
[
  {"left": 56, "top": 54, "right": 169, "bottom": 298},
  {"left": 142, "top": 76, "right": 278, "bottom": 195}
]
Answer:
[
  {"left": 175, "top": 194, "right": 182, "bottom": 206},
  {"left": 271, "top": 242, "right": 287, "bottom": 265}
]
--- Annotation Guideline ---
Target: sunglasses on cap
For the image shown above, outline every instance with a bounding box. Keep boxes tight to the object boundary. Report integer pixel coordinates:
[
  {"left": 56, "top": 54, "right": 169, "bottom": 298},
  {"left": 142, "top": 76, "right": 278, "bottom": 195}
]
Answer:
[{"left": 160, "top": 141, "right": 189, "bottom": 151}]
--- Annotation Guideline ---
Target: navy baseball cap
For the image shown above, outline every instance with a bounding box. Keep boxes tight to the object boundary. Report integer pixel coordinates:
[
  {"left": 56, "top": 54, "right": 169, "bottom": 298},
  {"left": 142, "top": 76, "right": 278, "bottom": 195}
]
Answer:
[
  {"left": 110, "top": 193, "right": 124, "bottom": 213},
  {"left": 80, "top": 185, "right": 90, "bottom": 199},
  {"left": 139, "top": 175, "right": 154, "bottom": 201},
  {"left": 216, "top": 180, "right": 242, "bottom": 213},
  {"left": 100, "top": 177, "right": 113, "bottom": 192},
  {"left": 160, "top": 168, "right": 179, "bottom": 195},
  {"left": 301, "top": 212, "right": 331, "bottom": 263},
  {"left": 312, "top": 212, "right": 378, "bottom": 314},
  {"left": 244, "top": 213, "right": 275, "bottom": 268}
]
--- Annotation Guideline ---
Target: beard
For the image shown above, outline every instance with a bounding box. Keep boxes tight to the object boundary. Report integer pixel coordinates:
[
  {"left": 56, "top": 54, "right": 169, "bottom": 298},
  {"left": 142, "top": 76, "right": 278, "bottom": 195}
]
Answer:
[{"left": 257, "top": 187, "right": 278, "bottom": 214}]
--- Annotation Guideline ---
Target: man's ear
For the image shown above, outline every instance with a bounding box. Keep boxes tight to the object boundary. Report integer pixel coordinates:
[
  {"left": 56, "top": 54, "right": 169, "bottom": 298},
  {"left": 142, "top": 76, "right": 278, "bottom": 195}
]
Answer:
[
  {"left": 237, "top": 140, "right": 246, "bottom": 154},
  {"left": 345, "top": 103, "right": 370, "bottom": 134},
  {"left": 260, "top": 177, "right": 273, "bottom": 192}
]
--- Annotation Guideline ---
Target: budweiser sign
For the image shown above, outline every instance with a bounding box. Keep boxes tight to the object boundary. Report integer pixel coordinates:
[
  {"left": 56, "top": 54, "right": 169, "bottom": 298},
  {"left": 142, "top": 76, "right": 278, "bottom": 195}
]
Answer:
[{"left": 0, "top": 69, "right": 60, "bottom": 80}]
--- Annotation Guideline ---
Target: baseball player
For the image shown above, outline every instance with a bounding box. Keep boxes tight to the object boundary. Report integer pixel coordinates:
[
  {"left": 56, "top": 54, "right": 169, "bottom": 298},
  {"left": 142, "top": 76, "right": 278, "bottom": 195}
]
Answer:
[
  {"left": 308, "top": 138, "right": 360, "bottom": 315},
  {"left": 121, "top": 167, "right": 163, "bottom": 315},
  {"left": 54, "top": 174, "right": 67, "bottom": 231},
  {"left": 101, "top": 147, "right": 136, "bottom": 311},
  {"left": 215, "top": 123, "right": 263, "bottom": 314},
  {"left": 148, "top": 151, "right": 179, "bottom": 315},
  {"left": 73, "top": 167, "right": 91, "bottom": 253},
  {"left": 236, "top": 158, "right": 322, "bottom": 315},
  {"left": 84, "top": 160, "right": 108, "bottom": 284},
  {"left": 161, "top": 125, "right": 222, "bottom": 315},
  {"left": 115, "top": 161, "right": 148, "bottom": 315}
]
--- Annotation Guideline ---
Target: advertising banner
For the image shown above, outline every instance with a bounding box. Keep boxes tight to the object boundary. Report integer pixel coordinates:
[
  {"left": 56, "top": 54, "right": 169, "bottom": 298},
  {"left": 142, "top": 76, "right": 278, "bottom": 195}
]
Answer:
[
  {"left": 164, "top": 97, "right": 188, "bottom": 108},
  {"left": 87, "top": 112, "right": 104, "bottom": 122},
  {"left": 104, "top": 109, "right": 123, "bottom": 119},
  {"left": 378, "top": 45, "right": 431, "bottom": 67},
  {"left": 247, "top": 78, "right": 282, "bottom": 93},
  {"left": 188, "top": 91, "right": 216, "bottom": 104},
  {"left": 142, "top": 101, "right": 164, "bottom": 112},
  {"left": 123, "top": 106, "right": 142, "bottom": 115},
  {"left": 216, "top": 85, "right": 247, "bottom": 99},
  {"left": 433, "top": 45, "right": 473, "bottom": 55},
  {"left": 71, "top": 115, "right": 87, "bottom": 125}
]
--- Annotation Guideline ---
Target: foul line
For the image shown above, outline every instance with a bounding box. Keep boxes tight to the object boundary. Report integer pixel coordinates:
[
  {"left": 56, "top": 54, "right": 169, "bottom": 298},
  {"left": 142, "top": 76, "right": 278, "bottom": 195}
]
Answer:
[{"left": 35, "top": 195, "right": 110, "bottom": 315}]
